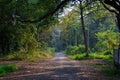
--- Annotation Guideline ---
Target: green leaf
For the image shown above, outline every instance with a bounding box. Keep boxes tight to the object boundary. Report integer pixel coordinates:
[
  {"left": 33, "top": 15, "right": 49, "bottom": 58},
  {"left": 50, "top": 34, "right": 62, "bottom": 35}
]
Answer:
[{"left": 28, "top": 0, "right": 39, "bottom": 4}]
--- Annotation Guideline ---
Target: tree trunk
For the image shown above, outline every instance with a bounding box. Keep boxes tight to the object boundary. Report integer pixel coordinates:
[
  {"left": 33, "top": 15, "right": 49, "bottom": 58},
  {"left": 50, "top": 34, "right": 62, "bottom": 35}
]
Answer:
[
  {"left": 114, "top": 14, "right": 120, "bottom": 68},
  {"left": 79, "top": 0, "right": 89, "bottom": 56},
  {"left": 117, "top": 14, "right": 120, "bottom": 32}
]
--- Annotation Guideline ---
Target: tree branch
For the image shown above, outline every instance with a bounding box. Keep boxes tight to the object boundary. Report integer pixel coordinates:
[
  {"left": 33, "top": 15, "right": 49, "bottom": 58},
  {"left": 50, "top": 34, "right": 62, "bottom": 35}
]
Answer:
[
  {"left": 104, "top": 0, "right": 119, "bottom": 12},
  {"left": 99, "top": 0, "right": 118, "bottom": 15},
  {"left": 19, "top": 0, "right": 70, "bottom": 23}
]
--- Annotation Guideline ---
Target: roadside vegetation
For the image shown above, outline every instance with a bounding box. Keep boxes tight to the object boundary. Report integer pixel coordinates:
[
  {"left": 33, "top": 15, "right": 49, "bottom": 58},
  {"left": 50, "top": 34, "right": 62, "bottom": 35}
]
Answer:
[
  {"left": 0, "top": 0, "right": 120, "bottom": 78},
  {"left": 94, "top": 64, "right": 120, "bottom": 78},
  {"left": 65, "top": 45, "right": 120, "bottom": 78},
  {"left": 0, "top": 47, "right": 55, "bottom": 62},
  {"left": 0, "top": 64, "right": 18, "bottom": 77}
]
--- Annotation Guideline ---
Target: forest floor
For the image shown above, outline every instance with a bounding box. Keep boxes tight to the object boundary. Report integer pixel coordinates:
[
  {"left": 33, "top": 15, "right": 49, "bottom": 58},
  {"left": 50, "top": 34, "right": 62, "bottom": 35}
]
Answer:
[{"left": 0, "top": 52, "right": 120, "bottom": 80}]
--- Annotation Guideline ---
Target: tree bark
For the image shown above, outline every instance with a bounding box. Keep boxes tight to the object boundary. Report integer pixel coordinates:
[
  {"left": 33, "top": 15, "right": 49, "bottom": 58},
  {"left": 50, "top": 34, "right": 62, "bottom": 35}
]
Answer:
[
  {"left": 117, "top": 14, "right": 120, "bottom": 32},
  {"left": 115, "top": 14, "right": 120, "bottom": 68},
  {"left": 79, "top": 0, "right": 89, "bottom": 56}
]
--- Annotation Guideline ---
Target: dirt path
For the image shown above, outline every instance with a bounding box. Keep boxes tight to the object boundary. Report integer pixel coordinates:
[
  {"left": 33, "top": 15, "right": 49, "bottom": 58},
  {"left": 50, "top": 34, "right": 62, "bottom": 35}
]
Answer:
[{"left": 0, "top": 52, "right": 119, "bottom": 80}]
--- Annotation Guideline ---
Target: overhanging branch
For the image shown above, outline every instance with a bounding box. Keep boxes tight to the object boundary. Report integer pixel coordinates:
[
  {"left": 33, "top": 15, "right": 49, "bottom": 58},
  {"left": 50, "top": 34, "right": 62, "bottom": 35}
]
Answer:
[
  {"left": 19, "top": 0, "right": 70, "bottom": 23},
  {"left": 104, "top": 0, "right": 119, "bottom": 12},
  {"left": 99, "top": 0, "right": 118, "bottom": 15}
]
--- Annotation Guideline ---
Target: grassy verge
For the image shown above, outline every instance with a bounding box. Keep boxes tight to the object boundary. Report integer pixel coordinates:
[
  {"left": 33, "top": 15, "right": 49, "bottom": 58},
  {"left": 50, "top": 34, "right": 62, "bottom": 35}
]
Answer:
[
  {"left": 68, "top": 52, "right": 120, "bottom": 78},
  {"left": 0, "top": 48, "right": 54, "bottom": 62},
  {"left": 3, "top": 51, "right": 53, "bottom": 62},
  {"left": 0, "top": 64, "right": 18, "bottom": 77},
  {"left": 94, "top": 64, "right": 120, "bottom": 78},
  {"left": 68, "top": 53, "right": 113, "bottom": 60}
]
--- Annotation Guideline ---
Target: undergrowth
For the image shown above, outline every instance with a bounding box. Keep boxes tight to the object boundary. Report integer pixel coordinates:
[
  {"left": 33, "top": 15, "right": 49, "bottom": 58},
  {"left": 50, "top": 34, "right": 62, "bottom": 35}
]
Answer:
[
  {"left": 94, "top": 64, "right": 120, "bottom": 78},
  {"left": 0, "top": 48, "right": 55, "bottom": 62},
  {"left": 67, "top": 51, "right": 120, "bottom": 78},
  {"left": 68, "top": 53, "right": 113, "bottom": 60},
  {"left": 0, "top": 64, "right": 18, "bottom": 77}
]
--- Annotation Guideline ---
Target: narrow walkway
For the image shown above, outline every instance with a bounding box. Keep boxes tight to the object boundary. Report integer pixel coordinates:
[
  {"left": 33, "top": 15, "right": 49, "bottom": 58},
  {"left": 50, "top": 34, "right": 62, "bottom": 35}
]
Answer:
[{"left": 0, "top": 52, "right": 119, "bottom": 80}]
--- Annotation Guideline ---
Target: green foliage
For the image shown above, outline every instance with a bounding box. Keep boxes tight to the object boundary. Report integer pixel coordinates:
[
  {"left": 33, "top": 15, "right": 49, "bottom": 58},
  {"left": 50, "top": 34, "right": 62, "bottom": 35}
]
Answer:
[
  {"left": 66, "top": 46, "right": 78, "bottom": 55},
  {"left": 94, "top": 65, "right": 120, "bottom": 78},
  {"left": 77, "top": 45, "right": 85, "bottom": 53},
  {"left": 0, "top": 0, "right": 119, "bottom": 62},
  {"left": 0, "top": 0, "right": 60, "bottom": 60},
  {"left": 28, "top": 0, "right": 39, "bottom": 4},
  {"left": 92, "top": 53, "right": 113, "bottom": 60},
  {"left": 0, "top": 64, "right": 18, "bottom": 77},
  {"left": 4, "top": 48, "right": 54, "bottom": 62},
  {"left": 102, "top": 66, "right": 120, "bottom": 78},
  {"left": 15, "top": 0, "right": 60, "bottom": 20},
  {"left": 103, "top": 50, "right": 112, "bottom": 55},
  {"left": 0, "top": 6, "right": 54, "bottom": 60},
  {"left": 66, "top": 45, "right": 85, "bottom": 55},
  {"left": 95, "top": 29, "right": 119, "bottom": 51},
  {"left": 69, "top": 54, "right": 89, "bottom": 60},
  {"left": 68, "top": 51, "right": 113, "bottom": 60},
  {"left": 59, "top": 2, "right": 117, "bottom": 53}
]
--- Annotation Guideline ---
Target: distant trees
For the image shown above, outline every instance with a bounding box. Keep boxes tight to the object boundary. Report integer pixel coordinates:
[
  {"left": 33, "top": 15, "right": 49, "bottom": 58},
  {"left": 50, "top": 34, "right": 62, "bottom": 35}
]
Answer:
[
  {"left": 0, "top": 0, "right": 119, "bottom": 57},
  {"left": 58, "top": 0, "right": 118, "bottom": 53}
]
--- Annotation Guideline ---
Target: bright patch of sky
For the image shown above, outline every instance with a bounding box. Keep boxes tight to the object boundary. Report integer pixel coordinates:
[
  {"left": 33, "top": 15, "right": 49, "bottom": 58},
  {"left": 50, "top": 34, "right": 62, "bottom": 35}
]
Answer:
[
  {"left": 58, "top": 6, "right": 74, "bottom": 18},
  {"left": 58, "top": 0, "right": 80, "bottom": 18}
]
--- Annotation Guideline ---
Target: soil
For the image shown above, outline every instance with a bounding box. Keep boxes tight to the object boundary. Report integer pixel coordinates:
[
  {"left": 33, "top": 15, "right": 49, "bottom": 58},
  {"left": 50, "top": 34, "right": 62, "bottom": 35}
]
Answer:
[{"left": 0, "top": 52, "right": 119, "bottom": 80}]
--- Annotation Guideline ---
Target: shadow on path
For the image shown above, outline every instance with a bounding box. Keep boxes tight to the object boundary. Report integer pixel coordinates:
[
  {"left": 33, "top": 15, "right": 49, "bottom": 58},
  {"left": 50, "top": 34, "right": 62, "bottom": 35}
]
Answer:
[{"left": 0, "top": 52, "right": 119, "bottom": 80}]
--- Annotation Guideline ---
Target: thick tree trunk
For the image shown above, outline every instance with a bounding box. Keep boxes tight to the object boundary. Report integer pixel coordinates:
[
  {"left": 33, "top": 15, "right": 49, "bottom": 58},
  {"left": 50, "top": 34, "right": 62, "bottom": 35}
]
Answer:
[
  {"left": 117, "top": 14, "right": 120, "bottom": 32},
  {"left": 79, "top": 0, "right": 89, "bottom": 56},
  {"left": 114, "top": 15, "right": 120, "bottom": 68},
  {"left": 114, "top": 14, "right": 120, "bottom": 68}
]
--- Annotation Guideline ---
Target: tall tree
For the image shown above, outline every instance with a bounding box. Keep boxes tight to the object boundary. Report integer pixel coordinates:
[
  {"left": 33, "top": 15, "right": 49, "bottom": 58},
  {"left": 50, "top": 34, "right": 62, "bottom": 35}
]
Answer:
[{"left": 79, "top": 0, "right": 89, "bottom": 56}]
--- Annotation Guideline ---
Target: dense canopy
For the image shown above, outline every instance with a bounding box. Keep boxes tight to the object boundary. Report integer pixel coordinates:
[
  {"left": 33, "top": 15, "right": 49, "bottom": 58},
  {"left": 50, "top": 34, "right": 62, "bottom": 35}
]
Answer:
[{"left": 0, "top": 0, "right": 120, "bottom": 66}]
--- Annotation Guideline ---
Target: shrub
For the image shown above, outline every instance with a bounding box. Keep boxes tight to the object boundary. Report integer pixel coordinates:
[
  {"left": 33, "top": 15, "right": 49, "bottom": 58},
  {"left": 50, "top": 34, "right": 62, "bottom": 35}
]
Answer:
[
  {"left": 94, "top": 65, "right": 120, "bottom": 78},
  {"left": 104, "top": 50, "right": 112, "bottom": 55},
  {"left": 0, "top": 64, "right": 18, "bottom": 76},
  {"left": 66, "top": 45, "right": 85, "bottom": 55},
  {"left": 77, "top": 45, "right": 85, "bottom": 53},
  {"left": 4, "top": 47, "right": 54, "bottom": 62},
  {"left": 69, "top": 52, "right": 113, "bottom": 60}
]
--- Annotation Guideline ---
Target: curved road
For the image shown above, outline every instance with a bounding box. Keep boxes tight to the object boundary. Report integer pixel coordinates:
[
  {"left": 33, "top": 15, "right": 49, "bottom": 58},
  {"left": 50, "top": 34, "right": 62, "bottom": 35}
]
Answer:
[{"left": 0, "top": 52, "right": 119, "bottom": 80}]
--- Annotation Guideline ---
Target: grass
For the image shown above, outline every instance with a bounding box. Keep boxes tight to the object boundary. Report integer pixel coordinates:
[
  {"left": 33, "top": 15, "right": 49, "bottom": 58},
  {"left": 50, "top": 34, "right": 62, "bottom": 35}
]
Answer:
[
  {"left": 0, "top": 49, "right": 54, "bottom": 62},
  {"left": 94, "top": 64, "right": 120, "bottom": 78},
  {"left": 0, "top": 64, "right": 18, "bottom": 77},
  {"left": 68, "top": 54, "right": 90, "bottom": 60},
  {"left": 68, "top": 53, "right": 113, "bottom": 60},
  {"left": 3, "top": 52, "right": 53, "bottom": 62},
  {"left": 68, "top": 52, "right": 120, "bottom": 78}
]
